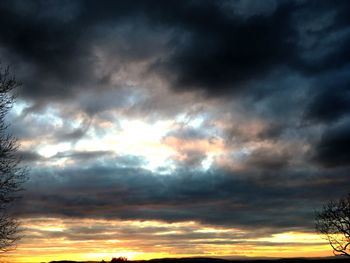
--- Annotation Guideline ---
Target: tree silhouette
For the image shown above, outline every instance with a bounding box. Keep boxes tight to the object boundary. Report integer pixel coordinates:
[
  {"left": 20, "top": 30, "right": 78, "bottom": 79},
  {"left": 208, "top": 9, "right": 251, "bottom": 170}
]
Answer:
[
  {"left": 110, "top": 257, "right": 128, "bottom": 263},
  {"left": 0, "top": 66, "right": 26, "bottom": 252},
  {"left": 316, "top": 193, "right": 350, "bottom": 257}
]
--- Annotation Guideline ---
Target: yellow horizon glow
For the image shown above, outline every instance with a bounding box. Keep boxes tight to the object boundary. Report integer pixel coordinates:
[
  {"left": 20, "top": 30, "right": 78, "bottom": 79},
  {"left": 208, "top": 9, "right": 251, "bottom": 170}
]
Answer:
[{"left": 4, "top": 217, "right": 333, "bottom": 263}]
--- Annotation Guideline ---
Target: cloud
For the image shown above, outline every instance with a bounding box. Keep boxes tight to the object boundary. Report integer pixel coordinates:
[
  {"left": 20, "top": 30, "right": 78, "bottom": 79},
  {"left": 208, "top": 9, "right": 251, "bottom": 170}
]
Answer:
[
  {"left": 13, "top": 216, "right": 326, "bottom": 261},
  {"left": 243, "top": 147, "right": 291, "bottom": 170},
  {"left": 312, "top": 119, "right": 350, "bottom": 168},
  {"left": 304, "top": 67, "right": 350, "bottom": 123},
  {"left": 13, "top": 157, "right": 349, "bottom": 233},
  {"left": 55, "top": 115, "right": 92, "bottom": 142},
  {"left": 0, "top": 0, "right": 348, "bottom": 103},
  {"left": 1, "top": 1, "right": 350, "bottom": 250},
  {"left": 155, "top": 1, "right": 297, "bottom": 96},
  {"left": 51, "top": 150, "right": 113, "bottom": 161},
  {"left": 16, "top": 150, "right": 43, "bottom": 162}
]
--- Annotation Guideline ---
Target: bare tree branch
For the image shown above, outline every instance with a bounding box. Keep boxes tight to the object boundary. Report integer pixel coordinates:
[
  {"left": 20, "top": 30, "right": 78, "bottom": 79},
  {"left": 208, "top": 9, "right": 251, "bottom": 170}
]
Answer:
[
  {"left": 0, "top": 64, "right": 26, "bottom": 253},
  {"left": 316, "top": 193, "right": 350, "bottom": 257}
]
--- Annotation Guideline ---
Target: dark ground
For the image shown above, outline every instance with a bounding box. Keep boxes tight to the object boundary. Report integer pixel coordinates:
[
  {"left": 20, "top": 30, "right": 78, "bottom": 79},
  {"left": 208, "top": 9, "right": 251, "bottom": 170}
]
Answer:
[{"left": 49, "top": 257, "right": 350, "bottom": 263}]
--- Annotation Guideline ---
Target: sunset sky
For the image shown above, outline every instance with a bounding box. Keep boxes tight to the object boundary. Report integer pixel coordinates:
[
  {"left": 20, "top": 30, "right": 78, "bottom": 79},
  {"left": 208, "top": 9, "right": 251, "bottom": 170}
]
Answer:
[{"left": 0, "top": 0, "right": 349, "bottom": 262}]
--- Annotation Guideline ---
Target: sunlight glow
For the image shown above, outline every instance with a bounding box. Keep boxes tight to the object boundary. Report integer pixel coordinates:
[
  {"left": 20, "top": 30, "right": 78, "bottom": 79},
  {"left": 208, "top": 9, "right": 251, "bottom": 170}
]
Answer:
[
  {"left": 38, "top": 142, "right": 71, "bottom": 158},
  {"left": 12, "top": 99, "right": 31, "bottom": 116},
  {"left": 16, "top": 103, "right": 229, "bottom": 172},
  {"left": 256, "top": 232, "right": 326, "bottom": 244},
  {"left": 75, "top": 119, "right": 175, "bottom": 170},
  {"left": 7, "top": 218, "right": 332, "bottom": 262}
]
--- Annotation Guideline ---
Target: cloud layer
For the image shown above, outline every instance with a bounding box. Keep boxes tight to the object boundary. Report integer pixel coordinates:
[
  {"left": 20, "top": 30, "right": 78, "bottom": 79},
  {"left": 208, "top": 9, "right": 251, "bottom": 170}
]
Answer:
[{"left": 0, "top": 0, "right": 349, "bottom": 258}]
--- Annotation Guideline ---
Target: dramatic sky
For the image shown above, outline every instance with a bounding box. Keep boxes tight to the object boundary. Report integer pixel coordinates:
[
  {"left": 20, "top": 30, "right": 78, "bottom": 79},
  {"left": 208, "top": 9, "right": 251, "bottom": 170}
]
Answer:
[{"left": 1, "top": 0, "right": 350, "bottom": 262}]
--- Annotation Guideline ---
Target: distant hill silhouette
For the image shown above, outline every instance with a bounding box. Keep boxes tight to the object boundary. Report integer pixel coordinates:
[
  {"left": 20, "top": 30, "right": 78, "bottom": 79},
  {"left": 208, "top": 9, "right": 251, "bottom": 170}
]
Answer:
[{"left": 49, "top": 257, "right": 350, "bottom": 263}]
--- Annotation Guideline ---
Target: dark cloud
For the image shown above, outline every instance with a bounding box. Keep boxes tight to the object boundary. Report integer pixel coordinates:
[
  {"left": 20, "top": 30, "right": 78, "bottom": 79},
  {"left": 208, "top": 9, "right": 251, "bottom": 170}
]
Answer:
[
  {"left": 306, "top": 88, "right": 350, "bottom": 123},
  {"left": 14, "top": 160, "right": 349, "bottom": 232},
  {"left": 256, "top": 123, "right": 284, "bottom": 141},
  {"left": 0, "top": 0, "right": 94, "bottom": 100},
  {"left": 16, "top": 150, "right": 42, "bottom": 162},
  {"left": 1, "top": 0, "right": 350, "bottom": 246},
  {"left": 304, "top": 68, "right": 350, "bottom": 123},
  {"left": 156, "top": 1, "right": 298, "bottom": 96},
  {"left": 312, "top": 120, "right": 350, "bottom": 168},
  {"left": 0, "top": 0, "right": 348, "bottom": 102},
  {"left": 244, "top": 148, "right": 291, "bottom": 170},
  {"left": 290, "top": 1, "right": 350, "bottom": 74}
]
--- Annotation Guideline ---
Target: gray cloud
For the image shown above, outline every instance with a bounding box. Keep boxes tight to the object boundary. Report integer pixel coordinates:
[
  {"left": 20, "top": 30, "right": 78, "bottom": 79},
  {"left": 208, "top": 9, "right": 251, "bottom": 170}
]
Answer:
[
  {"left": 14, "top": 157, "right": 349, "bottom": 233},
  {"left": 16, "top": 150, "right": 43, "bottom": 162},
  {"left": 243, "top": 148, "right": 291, "bottom": 170},
  {"left": 0, "top": 0, "right": 348, "bottom": 102},
  {"left": 51, "top": 150, "right": 113, "bottom": 161},
  {"left": 0, "top": 0, "right": 349, "bottom": 244},
  {"left": 312, "top": 119, "right": 350, "bottom": 168}
]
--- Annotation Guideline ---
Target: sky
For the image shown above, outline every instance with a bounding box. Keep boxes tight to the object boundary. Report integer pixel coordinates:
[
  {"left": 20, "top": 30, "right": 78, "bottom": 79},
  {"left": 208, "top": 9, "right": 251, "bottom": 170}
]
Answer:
[{"left": 0, "top": 0, "right": 350, "bottom": 262}]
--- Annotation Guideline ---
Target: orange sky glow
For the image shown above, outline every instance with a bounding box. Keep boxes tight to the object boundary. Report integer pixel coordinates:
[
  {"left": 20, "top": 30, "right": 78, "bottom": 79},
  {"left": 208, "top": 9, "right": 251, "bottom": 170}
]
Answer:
[{"left": 4, "top": 218, "right": 332, "bottom": 263}]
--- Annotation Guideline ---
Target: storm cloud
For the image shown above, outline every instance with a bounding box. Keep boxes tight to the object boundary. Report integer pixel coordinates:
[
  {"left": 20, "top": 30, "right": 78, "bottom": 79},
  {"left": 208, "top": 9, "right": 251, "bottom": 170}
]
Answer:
[{"left": 1, "top": 0, "right": 350, "bottom": 258}]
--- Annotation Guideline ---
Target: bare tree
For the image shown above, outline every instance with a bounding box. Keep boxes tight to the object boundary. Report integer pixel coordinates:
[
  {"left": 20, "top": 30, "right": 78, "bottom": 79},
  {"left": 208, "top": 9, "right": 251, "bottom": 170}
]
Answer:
[
  {"left": 0, "top": 66, "right": 26, "bottom": 252},
  {"left": 316, "top": 193, "right": 350, "bottom": 257}
]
